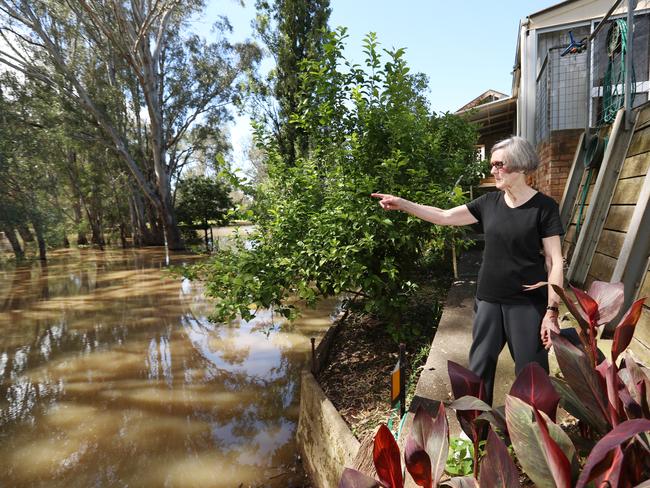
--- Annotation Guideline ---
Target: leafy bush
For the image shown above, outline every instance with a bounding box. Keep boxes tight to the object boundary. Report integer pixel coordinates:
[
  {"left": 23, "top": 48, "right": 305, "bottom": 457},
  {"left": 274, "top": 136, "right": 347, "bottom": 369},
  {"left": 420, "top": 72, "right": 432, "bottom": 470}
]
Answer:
[
  {"left": 195, "top": 30, "right": 481, "bottom": 339},
  {"left": 175, "top": 174, "right": 233, "bottom": 251}
]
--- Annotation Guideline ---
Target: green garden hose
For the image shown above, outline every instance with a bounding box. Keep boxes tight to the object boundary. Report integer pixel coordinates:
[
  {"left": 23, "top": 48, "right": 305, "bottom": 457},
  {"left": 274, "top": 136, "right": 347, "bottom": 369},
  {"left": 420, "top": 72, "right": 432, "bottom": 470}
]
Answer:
[
  {"left": 601, "top": 19, "right": 636, "bottom": 125},
  {"left": 575, "top": 17, "right": 635, "bottom": 238}
]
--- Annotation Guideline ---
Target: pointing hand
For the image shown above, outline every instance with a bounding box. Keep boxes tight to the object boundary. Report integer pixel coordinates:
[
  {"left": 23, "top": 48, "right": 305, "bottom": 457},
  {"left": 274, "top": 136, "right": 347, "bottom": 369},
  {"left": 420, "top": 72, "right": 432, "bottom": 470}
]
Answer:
[{"left": 371, "top": 193, "right": 405, "bottom": 211}]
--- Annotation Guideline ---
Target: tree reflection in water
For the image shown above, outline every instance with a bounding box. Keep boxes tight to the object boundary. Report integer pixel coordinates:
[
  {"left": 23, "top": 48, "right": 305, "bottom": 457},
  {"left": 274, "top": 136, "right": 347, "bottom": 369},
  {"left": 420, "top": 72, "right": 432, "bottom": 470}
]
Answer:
[{"left": 0, "top": 247, "right": 336, "bottom": 487}]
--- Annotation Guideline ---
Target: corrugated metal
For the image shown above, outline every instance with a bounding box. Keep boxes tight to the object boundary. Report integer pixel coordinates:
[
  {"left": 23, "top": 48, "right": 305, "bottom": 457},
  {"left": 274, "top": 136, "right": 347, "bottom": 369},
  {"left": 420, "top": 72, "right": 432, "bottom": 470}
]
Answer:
[{"left": 528, "top": 0, "right": 650, "bottom": 30}]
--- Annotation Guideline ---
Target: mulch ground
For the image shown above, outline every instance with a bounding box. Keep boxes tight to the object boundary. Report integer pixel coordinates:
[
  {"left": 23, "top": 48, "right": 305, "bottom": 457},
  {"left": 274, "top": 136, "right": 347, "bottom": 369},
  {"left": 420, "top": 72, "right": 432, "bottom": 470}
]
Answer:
[{"left": 317, "top": 278, "right": 450, "bottom": 440}]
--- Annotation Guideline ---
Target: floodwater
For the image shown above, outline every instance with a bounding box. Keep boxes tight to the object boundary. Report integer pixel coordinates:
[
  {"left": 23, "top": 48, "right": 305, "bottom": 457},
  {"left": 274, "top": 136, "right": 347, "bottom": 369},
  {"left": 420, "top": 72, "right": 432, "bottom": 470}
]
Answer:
[{"left": 0, "top": 242, "right": 337, "bottom": 487}]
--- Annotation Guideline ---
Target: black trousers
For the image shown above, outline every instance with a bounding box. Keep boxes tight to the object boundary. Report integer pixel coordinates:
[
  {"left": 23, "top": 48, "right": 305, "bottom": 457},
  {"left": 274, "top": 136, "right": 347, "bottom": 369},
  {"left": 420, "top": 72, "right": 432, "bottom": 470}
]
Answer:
[{"left": 469, "top": 298, "right": 549, "bottom": 405}]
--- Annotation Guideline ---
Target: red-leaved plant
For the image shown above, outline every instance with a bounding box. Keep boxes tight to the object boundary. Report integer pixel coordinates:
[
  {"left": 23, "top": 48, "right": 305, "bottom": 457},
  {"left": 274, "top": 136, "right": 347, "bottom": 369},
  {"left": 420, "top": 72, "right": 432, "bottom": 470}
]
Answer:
[
  {"left": 338, "top": 404, "right": 519, "bottom": 488},
  {"left": 340, "top": 281, "right": 650, "bottom": 487}
]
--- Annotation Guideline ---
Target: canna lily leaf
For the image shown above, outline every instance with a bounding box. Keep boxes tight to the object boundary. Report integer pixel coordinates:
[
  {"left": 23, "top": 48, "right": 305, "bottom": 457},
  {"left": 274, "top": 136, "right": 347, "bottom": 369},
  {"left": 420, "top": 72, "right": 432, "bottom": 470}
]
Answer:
[
  {"left": 448, "top": 396, "right": 492, "bottom": 413},
  {"left": 597, "top": 359, "right": 620, "bottom": 425},
  {"left": 622, "top": 351, "right": 650, "bottom": 386},
  {"left": 612, "top": 298, "right": 646, "bottom": 363},
  {"left": 551, "top": 332, "right": 610, "bottom": 427},
  {"left": 592, "top": 446, "right": 624, "bottom": 488},
  {"left": 477, "top": 405, "right": 507, "bottom": 436},
  {"left": 618, "top": 382, "right": 643, "bottom": 419},
  {"left": 618, "top": 366, "right": 645, "bottom": 417},
  {"left": 448, "top": 361, "right": 486, "bottom": 402},
  {"left": 505, "top": 395, "right": 578, "bottom": 488},
  {"left": 571, "top": 284, "right": 600, "bottom": 326},
  {"left": 403, "top": 445, "right": 431, "bottom": 488},
  {"left": 642, "top": 379, "right": 650, "bottom": 419},
  {"left": 551, "top": 284, "right": 590, "bottom": 340},
  {"left": 550, "top": 376, "right": 610, "bottom": 434},
  {"left": 522, "top": 281, "right": 547, "bottom": 291},
  {"left": 405, "top": 404, "right": 449, "bottom": 488},
  {"left": 440, "top": 476, "right": 478, "bottom": 488},
  {"left": 621, "top": 351, "right": 650, "bottom": 417},
  {"left": 509, "top": 362, "right": 560, "bottom": 422},
  {"left": 585, "top": 281, "right": 625, "bottom": 325},
  {"left": 448, "top": 361, "right": 486, "bottom": 441},
  {"left": 478, "top": 428, "right": 521, "bottom": 488},
  {"left": 618, "top": 367, "right": 638, "bottom": 400},
  {"left": 604, "top": 360, "right": 625, "bottom": 425},
  {"left": 533, "top": 408, "right": 572, "bottom": 488},
  {"left": 576, "top": 418, "right": 650, "bottom": 488},
  {"left": 373, "top": 424, "right": 403, "bottom": 488},
  {"left": 339, "top": 468, "right": 381, "bottom": 488},
  {"left": 596, "top": 446, "right": 625, "bottom": 486}
]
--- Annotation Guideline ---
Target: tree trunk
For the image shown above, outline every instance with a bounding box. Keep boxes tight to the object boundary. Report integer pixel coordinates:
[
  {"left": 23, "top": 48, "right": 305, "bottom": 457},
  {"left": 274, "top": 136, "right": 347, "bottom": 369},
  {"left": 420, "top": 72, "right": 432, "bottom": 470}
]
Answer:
[
  {"left": 160, "top": 199, "right": 184, "bottom": 251},
  {"left": 203, "top": 219, "right": 209, "bottom": 252},
  {"left": 32, "top": 219, "right": 47, "bottom": 261},
  {"left": 65, "top": 151, "right": 88, "bottom": 246},
  {"left": 17, "top": 224, "right": 34, "bottom": 243},
  {"left": 63, "top": 234, "right": 70, "bottom": 248},
  {"left": 3, "top": 227, "right": 24, "bottom": 260},
  {"left": 88, "top": 215, "right": 105, "bottom": 250},
  {"left": 144, "top": 200, "right": 165, "bottom": 246},
  {"left": 73, "top": 198, "right": 88, "bottom": 245},
  {"left": 129, "top": 191, "right": 148, "bottom": 247},
  {"left": 139, "top": 28, "right": 184, "bottom": 252},
  {"left": 119, "top": 223, "right": 127, "bottom": 249},
  {"left": 83, "top": 188, "right": 105, "bottom": 250},
  {"left": 128, "top": 198, "right": 139, "bottom": 247}
]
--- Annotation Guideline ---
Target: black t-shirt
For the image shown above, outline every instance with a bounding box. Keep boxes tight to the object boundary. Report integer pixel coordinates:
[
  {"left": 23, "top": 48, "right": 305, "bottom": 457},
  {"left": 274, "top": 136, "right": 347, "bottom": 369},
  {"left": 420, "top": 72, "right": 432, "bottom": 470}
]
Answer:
[{"left": 465, "top": 191, "right": 564, "bottom": 305}]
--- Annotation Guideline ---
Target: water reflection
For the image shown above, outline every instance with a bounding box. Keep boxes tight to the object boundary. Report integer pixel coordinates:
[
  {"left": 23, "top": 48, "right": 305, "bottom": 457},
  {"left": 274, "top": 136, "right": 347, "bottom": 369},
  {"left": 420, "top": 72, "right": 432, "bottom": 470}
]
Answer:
[{"left": 0, "top": 245, "right": 335, "bottom": 487}]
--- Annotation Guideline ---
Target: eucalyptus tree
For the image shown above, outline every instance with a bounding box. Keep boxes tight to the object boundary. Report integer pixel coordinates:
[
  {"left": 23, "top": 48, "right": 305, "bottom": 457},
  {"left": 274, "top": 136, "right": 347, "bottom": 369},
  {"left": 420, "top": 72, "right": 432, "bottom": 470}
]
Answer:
[{"left": 0, "top": 0, "right": 260, "bottom": 250}]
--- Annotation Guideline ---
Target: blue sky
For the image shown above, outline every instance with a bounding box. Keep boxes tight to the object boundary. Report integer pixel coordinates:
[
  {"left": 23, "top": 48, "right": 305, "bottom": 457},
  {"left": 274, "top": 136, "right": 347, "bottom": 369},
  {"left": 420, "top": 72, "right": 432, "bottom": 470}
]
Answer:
[{"left": 199, "top": 0, "right": 558, "bottom": 172}]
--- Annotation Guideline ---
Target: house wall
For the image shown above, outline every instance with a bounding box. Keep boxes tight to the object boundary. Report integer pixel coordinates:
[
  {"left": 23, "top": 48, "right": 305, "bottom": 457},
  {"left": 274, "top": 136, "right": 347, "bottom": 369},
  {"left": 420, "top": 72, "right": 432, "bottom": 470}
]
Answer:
[
  {"left": 532, "top": 129, "right": 583, "bottom": 203},
  {"left": 519, "top": 1, "right": 650, "bottom": 142}
]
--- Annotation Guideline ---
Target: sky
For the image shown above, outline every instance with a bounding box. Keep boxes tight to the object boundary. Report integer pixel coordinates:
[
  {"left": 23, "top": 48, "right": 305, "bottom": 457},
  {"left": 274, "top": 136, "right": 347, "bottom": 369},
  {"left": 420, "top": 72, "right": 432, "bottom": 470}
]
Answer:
[{"left": 199, "top": 0, "right": 559, "bottom": 173}]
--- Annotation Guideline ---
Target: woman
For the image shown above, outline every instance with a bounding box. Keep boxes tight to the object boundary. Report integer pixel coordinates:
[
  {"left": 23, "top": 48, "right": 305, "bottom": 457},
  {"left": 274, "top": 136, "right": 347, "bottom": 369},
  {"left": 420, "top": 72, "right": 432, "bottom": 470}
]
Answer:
[{"left": 372, "top": 136, "right": 564, "bottom": 404}]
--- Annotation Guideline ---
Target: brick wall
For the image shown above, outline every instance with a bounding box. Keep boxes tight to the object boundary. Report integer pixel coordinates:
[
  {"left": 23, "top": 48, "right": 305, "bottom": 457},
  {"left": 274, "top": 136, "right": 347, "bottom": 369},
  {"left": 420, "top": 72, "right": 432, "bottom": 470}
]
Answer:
[{"left": 532, "top": 129, "right": 583, "bottom": 203}]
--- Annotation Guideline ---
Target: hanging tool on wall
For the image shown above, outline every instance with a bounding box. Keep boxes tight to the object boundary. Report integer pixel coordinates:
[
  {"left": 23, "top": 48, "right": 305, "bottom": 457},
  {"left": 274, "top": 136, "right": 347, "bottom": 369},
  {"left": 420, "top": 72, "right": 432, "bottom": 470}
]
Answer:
[{"left": 561, "top": 31, "right": 587, "bottom": 56}]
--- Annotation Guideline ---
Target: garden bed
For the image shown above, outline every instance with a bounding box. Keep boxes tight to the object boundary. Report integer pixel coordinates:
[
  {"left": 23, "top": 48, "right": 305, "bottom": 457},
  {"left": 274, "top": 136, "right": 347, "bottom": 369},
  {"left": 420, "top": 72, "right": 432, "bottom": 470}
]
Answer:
[{"left": 317, "top": 276, "right": 451, "bottom": 441}]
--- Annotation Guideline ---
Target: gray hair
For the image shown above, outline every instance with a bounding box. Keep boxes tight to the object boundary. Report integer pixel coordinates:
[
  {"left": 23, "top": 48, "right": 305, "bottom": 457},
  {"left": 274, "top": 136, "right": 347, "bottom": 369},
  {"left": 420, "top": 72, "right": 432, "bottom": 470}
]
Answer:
[{"left": 491, "top": 136, "right": 539, "bottom": 174}]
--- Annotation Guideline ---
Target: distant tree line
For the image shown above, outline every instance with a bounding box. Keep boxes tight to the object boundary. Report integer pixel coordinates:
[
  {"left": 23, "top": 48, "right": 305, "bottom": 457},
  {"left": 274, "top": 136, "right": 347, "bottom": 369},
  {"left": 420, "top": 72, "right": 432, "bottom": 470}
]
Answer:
[{"left": 0, "top": 0, "right": 254, "bottom": 259}]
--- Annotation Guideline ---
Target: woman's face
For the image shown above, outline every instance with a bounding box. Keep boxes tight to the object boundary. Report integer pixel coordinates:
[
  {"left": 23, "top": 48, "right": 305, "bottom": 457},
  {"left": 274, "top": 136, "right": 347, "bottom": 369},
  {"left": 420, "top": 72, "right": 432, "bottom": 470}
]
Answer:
[{"left": 490, "top": 149, "right": 521, "bottom": 189}]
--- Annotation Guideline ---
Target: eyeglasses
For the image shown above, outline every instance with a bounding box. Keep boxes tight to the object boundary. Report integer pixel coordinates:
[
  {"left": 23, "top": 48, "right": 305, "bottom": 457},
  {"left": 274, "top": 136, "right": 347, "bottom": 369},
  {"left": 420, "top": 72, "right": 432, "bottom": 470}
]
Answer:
[{"left": 490, "top": 160, "right": 509, "bottom": 172}]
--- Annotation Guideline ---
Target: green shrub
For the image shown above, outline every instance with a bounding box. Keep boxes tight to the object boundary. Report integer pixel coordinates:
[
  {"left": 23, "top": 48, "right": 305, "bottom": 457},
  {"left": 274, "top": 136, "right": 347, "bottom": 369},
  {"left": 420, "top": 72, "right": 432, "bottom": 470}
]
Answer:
[{"left": 195, "top": 30, "right": 481, "bottom": 339}]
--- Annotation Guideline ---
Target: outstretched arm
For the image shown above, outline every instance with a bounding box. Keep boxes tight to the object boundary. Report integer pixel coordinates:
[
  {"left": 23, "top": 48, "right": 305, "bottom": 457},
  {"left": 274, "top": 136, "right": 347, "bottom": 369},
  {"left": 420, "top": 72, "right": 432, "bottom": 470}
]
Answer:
[{"left": 371, "top": 193, "right": 478, "bottom": 226}]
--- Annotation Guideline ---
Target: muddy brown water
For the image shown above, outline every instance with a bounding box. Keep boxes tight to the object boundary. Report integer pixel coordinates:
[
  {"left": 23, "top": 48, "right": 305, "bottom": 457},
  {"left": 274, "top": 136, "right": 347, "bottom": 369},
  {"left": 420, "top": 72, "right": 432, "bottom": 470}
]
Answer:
[{"left": 0, "top": 243, "right": 337, "bottom": 487}]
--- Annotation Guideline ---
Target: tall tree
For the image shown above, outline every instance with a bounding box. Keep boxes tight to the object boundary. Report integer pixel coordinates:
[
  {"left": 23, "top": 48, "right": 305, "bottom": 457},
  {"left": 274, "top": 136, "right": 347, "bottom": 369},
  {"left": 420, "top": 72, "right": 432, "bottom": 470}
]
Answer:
[
  {"left": 253, "top": 0, "right": 331, "bottom": 164},
  {"left": 0, "top": 0, "right": 259, "bottom": 250}
]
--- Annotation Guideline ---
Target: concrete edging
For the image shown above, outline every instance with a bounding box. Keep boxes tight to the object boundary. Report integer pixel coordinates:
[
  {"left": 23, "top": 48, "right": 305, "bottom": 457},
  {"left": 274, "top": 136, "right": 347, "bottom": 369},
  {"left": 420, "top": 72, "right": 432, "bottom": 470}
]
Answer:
[{"left": 296, "top": 370, "right": 360, "bottom": 488}]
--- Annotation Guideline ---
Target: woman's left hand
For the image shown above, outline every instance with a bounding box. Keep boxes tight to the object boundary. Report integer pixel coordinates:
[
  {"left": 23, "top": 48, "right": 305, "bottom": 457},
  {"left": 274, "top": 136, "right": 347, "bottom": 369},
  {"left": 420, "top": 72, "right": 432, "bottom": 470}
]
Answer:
[{"left": 540, "top": 312, "right": 560, "bottom": 350}]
